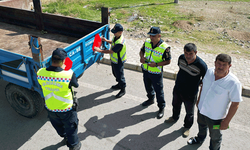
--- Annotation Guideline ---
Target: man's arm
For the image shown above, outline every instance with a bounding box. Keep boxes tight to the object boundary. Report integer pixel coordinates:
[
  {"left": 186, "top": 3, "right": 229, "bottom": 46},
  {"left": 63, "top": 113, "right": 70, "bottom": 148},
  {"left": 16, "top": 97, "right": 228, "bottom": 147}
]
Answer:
[
  {"left": 102, "top": 37, "right": 112, "bottom": 44},
  {"left": 220, "top": 102, "right": 240, "bottom": 130},
  {"left": 139, "top": 43, "right": 147, "bottom": 64},
  {"left": 69, "top": 73, "right": 79, "bottom": 88},
  {"left": 196, "top": 84, "right": 203, "bottom": 107},
  {"left": 94, "top": 47, "right": 114, "bottom": 54},
  {"left": 140, "top": 51, "right": 147, "bottom": 64},
  {"left": 147, "top": 47, "right": 171, "bottom": 67},
  {"left": 147, "top": 60, "right": 171, "bottom": 67}
]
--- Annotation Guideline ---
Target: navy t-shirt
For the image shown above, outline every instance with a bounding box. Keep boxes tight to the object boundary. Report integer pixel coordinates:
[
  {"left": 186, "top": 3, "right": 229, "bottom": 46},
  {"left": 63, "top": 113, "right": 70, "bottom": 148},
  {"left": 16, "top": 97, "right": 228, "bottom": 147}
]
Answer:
[
  {"left": 174, "top": 54, "right": 207, "bottom": 96},
  {"left": 46, "top": 66, "right": 79, "bottom": 89}
]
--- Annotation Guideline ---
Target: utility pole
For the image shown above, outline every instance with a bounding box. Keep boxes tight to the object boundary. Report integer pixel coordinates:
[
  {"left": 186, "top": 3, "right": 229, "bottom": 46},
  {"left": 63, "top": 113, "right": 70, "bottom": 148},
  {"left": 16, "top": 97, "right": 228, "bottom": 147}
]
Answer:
[{"left": 174, "top": 0, "right": 179, "bottom": 3}]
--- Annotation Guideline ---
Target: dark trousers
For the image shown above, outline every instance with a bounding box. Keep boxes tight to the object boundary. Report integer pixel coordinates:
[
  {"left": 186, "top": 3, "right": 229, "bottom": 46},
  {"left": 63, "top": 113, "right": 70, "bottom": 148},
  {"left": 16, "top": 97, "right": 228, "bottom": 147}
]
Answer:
[
  {"left": 197, "top": 111, "right": 222, "bottom": 150},
  {"left": 172, "top": 88, "right": 197, "bottom": 128},
  {"left": 47, "top": 110, "right": 79, "bottom": 148},
  {"left": 143, "top": 70, "right": 165, "bottom": 109},
  {"left": 111, "top": 62, "right": 126, "bottom": 89}
]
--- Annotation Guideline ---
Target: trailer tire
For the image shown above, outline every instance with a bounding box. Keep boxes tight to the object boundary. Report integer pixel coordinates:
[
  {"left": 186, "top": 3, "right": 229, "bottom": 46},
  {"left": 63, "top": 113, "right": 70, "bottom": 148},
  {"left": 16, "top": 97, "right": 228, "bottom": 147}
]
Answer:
[{"left": 5, "top": 83, "right": 44, "bottom": 118}]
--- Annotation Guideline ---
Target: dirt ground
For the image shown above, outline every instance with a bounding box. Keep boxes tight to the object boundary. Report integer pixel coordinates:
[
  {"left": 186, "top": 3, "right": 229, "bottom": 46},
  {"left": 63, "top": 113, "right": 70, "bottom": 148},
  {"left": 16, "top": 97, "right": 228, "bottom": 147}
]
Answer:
[
  {"left": 1, "top": 1, "right": 249, "bottom": 59},
  {"left": 0, "top": 22, "right": 77, "bottom": 59},
  {"left": 119, "top": 1, "right": 250, "bottom": 58},
  {"left": 175, "top": 1, "right": 250, "bottom": 41}
]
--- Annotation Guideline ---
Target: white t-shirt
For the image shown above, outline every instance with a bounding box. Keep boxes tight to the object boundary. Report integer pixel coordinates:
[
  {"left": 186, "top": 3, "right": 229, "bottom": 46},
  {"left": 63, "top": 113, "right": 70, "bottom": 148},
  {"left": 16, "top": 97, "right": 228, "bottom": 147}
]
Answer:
[{"left": 198, "top": 67, "right": 242, "bottom": 120}]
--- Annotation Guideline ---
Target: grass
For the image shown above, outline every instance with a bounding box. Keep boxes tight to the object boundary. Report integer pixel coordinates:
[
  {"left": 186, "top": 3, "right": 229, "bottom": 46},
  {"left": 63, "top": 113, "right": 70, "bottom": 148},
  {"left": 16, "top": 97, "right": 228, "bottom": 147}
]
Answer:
[{"left": 41, "top": 0, "right": 250, "bottom": 58}]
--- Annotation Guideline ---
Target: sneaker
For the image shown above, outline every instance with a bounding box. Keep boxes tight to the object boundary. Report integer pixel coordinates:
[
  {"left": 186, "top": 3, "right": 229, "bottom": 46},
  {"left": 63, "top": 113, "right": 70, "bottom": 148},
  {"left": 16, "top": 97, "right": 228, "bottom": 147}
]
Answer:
[
  {"left": 115, "top": 88, "right": 126, "bottom": 98},
  {"left": 164, "top": 117, "right": 177, "bottom": 123},
  {"left": 182, "top": 127, "right": 190, "bottom": 138},
  {"left": 69, "top": 142, "right": 82, "bottom": 150},
  {"left": 157, "top": 108, "right": 164, "bottom": 119},
  {"left": 187, "top": 137, "right": 202, "bottom": 145},
  {"left": 111, "top": 84, "right": 121, "bottom": 90},
  {"left": 141, "top": 99, "right": 154, "bottom": 107}
]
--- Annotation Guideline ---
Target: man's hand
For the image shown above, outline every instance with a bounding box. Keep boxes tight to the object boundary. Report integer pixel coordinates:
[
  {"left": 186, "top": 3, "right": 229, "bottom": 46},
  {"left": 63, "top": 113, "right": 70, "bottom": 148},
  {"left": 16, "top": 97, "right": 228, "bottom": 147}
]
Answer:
[
  {"left": 140, "top": 57, "right": 147, "bottom": 63},
  {"left": 220, "top": 120, "right": 229, "bottom": 130},
  {"left": 72, "top": 96, "right": 79, "bottom": 111},
  {"left": 94, "top": 47, "right": 101, "bottom": 52},
  {"left": 148, "top": 62, "right": 157, "bottom": 67},
  {"left": 62, "top": 64, "right": 66, "bottom": 69},
  {"left": 219, "top": 102, "right": 239, "bottom": 130},
  {"left": 101, "top": 36, "right": 107, "bottom": 42}
]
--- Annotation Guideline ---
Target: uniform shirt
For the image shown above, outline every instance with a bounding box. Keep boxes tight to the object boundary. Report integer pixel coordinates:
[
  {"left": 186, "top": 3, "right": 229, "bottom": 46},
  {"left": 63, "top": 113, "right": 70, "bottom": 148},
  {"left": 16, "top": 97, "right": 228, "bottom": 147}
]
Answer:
[
  {"left": 198, "top": 67, "right": 243, "bottom": 120},
  {"left": 174, "top": 54, "right": 207, "bottom": 96},
  {"left": 46, "top": 66, "right": 79, "bottom": 89},
  {"left": 140, "top": 39, "right": 171, "bottom": 61},
  {"left": 112, "top": 36, "right": 124, "bottom": 64}
]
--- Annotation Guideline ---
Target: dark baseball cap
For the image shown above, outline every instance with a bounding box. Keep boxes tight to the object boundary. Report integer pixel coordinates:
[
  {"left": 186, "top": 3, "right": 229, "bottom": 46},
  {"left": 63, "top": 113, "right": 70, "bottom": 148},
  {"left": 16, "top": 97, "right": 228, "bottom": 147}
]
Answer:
[
  {"left": 111, "top": 23, "right": 123, "bottom": 33},
  {"left": 52, "top": 48, "right": 67, "bottom": 60},
  {"left": 147, "top": 27, "right": 161, "bottom": 36}
]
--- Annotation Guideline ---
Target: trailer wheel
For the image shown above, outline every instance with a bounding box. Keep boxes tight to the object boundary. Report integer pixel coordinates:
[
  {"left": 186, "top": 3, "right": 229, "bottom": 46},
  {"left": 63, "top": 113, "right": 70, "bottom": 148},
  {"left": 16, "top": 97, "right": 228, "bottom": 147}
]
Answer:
[{"left": 5, "top": 83, "right": 44, "bottom": 118}]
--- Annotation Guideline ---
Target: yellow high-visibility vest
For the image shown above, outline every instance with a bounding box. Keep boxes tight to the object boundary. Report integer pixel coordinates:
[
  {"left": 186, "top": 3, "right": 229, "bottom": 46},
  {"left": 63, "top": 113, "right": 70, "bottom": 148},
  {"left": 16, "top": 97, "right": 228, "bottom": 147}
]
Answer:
[
  {"left": 37, "top": 68, "right": 73, "bottom": 112},
  {"left": 110, "top": 35, "right": 127, "bottom": 64},
  {"left": 142, "top": 38, "right": 169, "bottom": 74}
]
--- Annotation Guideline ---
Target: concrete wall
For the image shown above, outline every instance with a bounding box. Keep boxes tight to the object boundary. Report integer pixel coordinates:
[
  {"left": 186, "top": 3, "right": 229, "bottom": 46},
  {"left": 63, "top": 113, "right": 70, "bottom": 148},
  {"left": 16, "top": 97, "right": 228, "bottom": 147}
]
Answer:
[{"left": 0, "top": 0, "right": 33, "bottom": 10}]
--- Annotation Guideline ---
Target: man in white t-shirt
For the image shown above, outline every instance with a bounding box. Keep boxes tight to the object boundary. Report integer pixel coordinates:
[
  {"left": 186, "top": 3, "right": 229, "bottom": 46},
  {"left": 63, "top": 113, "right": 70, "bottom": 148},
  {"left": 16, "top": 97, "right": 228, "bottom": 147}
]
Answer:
[{"left": 187, "top": 54, "right": 242, "bottom": 150}]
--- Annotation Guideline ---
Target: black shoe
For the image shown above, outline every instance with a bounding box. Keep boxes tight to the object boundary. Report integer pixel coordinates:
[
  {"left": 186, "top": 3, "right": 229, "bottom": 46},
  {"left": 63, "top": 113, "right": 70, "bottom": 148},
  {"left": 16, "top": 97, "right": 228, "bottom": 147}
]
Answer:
[
  {"left": 69, "top": 142, "right": 82, "bottom": 150},
  {"left": 111, "top": 84, "right": 121, "bottom": 90},
  {"left": 157, "top": 108, "right": 164, "bottom": 119},
  {"left": 187, "top": 137, "right": 203, "bottom": 145},
  {"left": 115, "top": 88, "right": 126, "bottom": 98},
  {"left": 141, "top": 99, "right": 154, "bottom": 107}
]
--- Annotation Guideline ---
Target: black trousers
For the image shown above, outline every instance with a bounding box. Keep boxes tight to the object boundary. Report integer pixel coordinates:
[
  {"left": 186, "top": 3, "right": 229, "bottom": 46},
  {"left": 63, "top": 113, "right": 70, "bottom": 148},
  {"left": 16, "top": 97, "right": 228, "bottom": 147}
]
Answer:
[
  {"left": 197, "top": 111, "right": 222, "bottom": 150},
  {"left": 111, "top": 62, "right": 126, "bottom": 89},
  {"left": 47, "top": 110, "right": 79, "bottom": 148},
  {"left": 142, "top": 70, "right": 165, "bottom": 109},
  {"left": 172, "top": 88, "right": 197, "bottom": 128}
]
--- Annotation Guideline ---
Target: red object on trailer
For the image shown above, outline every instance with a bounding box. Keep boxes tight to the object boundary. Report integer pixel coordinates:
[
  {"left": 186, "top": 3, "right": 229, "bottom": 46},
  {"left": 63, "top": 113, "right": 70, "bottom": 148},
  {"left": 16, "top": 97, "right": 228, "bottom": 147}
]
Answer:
[
  {"left": 92, "top": 34, "right": 102, "bottom": 51},
  {"left": 64, "top": 57, "right": 73, "bottom": 71}
]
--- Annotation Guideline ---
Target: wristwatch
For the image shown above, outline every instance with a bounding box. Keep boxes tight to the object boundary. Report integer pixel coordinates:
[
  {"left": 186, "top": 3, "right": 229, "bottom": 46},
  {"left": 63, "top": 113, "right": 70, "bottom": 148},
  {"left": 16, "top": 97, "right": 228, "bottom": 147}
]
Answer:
[{"left": 155, "top": 63, "right": 158, "bottom": 67}]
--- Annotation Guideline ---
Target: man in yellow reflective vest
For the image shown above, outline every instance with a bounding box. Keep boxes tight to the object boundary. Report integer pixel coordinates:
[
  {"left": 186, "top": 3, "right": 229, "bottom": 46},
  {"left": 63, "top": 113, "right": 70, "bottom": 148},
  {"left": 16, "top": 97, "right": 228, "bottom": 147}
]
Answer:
[
  {"left": 139, "top": 27, "right": 171, "bottom": 119},
  {"left": 37, "top": 48, "right": 81, "bottom": 150},
  {"left": 94, "top": 23, "right": 126, "bottom": 98}
]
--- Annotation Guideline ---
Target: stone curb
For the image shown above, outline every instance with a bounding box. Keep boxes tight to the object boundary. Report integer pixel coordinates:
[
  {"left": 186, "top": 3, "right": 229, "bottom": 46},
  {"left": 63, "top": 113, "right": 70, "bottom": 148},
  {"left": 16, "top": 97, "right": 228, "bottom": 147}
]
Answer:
[{"left": 100, "top": 58, "right": 250, "bottom": 97}]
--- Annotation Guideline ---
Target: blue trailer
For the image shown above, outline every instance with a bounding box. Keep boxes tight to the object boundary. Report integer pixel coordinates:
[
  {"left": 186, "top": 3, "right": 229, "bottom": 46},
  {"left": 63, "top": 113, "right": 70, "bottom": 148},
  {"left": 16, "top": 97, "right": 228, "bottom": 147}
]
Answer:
[{"left": 0, "top": 3, "right": 110, "bottom": 118}]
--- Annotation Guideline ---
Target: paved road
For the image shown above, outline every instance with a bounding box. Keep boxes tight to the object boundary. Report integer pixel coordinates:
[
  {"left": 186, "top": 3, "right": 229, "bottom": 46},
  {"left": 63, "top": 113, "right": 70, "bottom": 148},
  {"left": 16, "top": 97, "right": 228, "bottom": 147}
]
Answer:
[{"left": 0, "top": 64, "right": 249, "bottom": 150}]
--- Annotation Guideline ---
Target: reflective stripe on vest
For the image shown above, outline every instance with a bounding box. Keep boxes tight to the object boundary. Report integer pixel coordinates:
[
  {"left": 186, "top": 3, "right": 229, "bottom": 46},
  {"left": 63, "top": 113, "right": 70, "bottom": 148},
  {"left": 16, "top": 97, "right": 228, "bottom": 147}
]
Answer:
[
  {"left": 110, "top": 35, "right": 127, "bottom": 64},
  {"left": 37, "top": 68, "right": 74, "bottom": 111},
  {"left": 142, "top": 38, "right": 169, "bottom": 74},
  {"left": 44, "top": 92, "right": 73, "bottom": 103}
]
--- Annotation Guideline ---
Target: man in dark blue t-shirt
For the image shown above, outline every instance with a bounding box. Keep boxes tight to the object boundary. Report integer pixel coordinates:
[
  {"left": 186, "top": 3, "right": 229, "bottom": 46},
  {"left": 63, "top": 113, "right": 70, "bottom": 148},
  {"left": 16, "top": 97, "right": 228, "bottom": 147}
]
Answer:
[{"left": 165, "top": 43, "right": 207, "bottom": 138}]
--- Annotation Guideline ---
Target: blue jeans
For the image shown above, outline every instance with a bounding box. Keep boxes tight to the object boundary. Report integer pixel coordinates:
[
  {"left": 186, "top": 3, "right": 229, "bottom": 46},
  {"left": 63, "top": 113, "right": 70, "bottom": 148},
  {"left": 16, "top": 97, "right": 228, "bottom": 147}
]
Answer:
[
  {"left": 47, "top": 110, "right": 79, "bottom": 148},
  {"left": 142, "top": 70, "right": 165, "bottom": 109},
  {"left": 111, "top": 62, "right": 126, "bottom": 89},
  {"left": 197, "top": 111, "right": 222, "bottom": 150}
]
